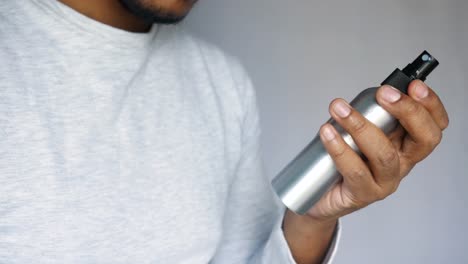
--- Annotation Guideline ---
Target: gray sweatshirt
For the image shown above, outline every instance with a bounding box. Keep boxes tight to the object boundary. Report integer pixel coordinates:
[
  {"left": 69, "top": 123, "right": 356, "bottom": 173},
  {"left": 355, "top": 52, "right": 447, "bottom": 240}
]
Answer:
[{"left": 0, "top": 1, "right": 339, "bottom": 263}]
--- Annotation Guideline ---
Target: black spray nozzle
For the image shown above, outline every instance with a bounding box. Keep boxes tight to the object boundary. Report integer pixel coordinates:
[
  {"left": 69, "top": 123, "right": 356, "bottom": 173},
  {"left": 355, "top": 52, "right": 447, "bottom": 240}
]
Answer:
[
  {"left": 381, "top": 50, "right": 439, "bottom": 94},
  {"left": 402, "top": 50, "right": 439, "bottom": 82}
]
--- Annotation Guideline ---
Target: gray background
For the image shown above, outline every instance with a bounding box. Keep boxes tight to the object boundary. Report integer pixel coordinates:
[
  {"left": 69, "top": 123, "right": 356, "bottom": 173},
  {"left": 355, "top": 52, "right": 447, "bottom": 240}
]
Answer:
[{"left": 185, "top": 0, "right": 467, "bottom": 263}]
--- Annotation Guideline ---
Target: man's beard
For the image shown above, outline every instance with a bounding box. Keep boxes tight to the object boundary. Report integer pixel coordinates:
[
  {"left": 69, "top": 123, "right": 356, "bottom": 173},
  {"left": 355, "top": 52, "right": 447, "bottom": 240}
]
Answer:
[{"left": 119, "top": 0, "right": 193, "bottom": 25}]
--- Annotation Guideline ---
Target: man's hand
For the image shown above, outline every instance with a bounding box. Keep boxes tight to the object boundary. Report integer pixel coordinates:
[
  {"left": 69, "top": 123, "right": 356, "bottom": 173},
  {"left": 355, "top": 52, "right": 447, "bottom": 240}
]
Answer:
[
  {"left": 308, "top": 80, "right": 449, "bottom": 221},
  {"left": 283, "top": 80, "right": 449, "bottom": 264}
]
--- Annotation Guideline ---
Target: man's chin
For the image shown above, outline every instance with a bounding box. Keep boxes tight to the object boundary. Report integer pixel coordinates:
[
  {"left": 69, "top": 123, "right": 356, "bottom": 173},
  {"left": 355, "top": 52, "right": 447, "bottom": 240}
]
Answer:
[
  {"left": 119, "top": 0, "right": 196, "bottom": 25},
  {"left": 146, "top": 13, "right": 188, "bottom": 25}
]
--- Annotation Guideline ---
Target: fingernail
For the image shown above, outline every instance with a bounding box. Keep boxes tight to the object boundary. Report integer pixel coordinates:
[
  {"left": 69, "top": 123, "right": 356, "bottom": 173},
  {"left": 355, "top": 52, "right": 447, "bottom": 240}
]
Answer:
[
  {"left": 414, "top": 82, "right": 429, "bottom": 99},
  {"left": 381, "top": 86, "right": 402, "bottom": 103},
  {"left": 333, "top": 100, "right": 351, "bottom": 118},
  {"left": 321, "top": 125, "right": 336, "bottom": 141}
]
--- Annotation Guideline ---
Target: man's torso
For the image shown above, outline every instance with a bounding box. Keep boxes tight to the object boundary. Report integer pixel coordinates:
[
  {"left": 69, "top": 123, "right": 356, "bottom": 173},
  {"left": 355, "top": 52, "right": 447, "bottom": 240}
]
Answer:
[{"left": 0, "top": 1, "right": 247, "bottom": 262}]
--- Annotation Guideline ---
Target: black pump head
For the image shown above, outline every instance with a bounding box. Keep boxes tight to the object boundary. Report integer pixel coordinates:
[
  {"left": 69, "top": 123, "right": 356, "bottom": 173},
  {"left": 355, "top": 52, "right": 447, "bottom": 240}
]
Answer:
[
  {"left": 402, "top": 50, "right": 439, "bottom": 82},
  {"left": 381, "top": 50, "right": 439, "bottom": 94}
]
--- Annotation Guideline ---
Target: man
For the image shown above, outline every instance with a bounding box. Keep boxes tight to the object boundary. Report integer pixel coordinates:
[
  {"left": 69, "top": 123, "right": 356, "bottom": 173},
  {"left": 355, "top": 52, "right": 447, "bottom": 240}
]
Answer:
[{"left": 0, "top": 0, "right": 449, "bottom": 263}]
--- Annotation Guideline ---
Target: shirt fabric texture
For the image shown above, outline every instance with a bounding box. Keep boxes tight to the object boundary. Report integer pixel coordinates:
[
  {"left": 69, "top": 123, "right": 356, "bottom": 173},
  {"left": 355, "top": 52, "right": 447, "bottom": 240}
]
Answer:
[{"left": 0, "top": 1, "right": 340, "bottom": 263}]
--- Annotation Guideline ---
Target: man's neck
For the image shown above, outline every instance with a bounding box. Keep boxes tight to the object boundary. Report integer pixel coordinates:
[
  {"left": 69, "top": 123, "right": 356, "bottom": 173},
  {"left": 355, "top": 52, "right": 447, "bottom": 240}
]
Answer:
[{"left": 58, "top": 0, "right": 151, "bottom": 33}]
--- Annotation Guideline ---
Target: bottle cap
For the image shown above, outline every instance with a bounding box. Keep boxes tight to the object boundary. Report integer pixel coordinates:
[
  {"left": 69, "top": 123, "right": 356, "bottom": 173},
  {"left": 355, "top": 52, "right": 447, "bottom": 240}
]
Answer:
[{"left": 381, "top": 50, "right": 439, "bottom": 93}]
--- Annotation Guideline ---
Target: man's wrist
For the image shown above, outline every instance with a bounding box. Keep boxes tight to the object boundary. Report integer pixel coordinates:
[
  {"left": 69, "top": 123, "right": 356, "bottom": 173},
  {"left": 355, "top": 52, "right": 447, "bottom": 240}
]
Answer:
[
  {"left": 282, "top": 210, "right": 338, "bottom": 264},
  {"left": 283, "top": 209, "right": 338, "bottom": 235}
]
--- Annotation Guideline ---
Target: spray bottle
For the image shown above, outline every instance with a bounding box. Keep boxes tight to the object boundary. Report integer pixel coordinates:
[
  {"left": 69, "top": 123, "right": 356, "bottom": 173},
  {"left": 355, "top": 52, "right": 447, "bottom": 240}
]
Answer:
[{"left": 271, "top": 51, "right": 439, "bottom": 214}]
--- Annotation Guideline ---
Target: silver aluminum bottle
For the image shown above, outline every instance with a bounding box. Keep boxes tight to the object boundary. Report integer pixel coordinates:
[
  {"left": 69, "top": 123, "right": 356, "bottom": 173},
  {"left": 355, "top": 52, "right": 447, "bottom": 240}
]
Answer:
[{"left": 271, "top": 51, "right": 439, "bottom": 215}]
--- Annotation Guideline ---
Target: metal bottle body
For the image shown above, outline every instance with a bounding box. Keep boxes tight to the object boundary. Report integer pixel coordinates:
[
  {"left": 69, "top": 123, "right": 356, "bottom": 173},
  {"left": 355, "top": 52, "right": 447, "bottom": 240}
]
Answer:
[{"left": 272, "top": 87, "right": 399, "bottom": 215}]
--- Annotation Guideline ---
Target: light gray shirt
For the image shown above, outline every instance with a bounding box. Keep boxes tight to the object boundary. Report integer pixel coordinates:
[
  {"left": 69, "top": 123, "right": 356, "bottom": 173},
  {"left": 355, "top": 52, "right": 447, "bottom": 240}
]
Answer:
[{"left": 0, "top": 1, "right": 339, "bottom": 263}]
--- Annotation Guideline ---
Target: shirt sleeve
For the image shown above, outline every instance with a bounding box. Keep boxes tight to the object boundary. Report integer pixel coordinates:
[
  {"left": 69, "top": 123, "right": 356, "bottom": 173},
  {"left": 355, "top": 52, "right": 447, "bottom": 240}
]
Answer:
[{"left": 210, "top": 61, "right": 341, "bottom": 264}]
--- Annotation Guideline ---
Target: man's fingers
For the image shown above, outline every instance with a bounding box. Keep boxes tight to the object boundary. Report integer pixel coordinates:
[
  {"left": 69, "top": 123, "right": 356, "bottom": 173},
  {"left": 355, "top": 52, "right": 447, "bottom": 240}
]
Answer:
[
  {"left": 319, "top": 123, "right": 384, "bottom": 207},
  {"left": 328, "top": 99, "right": 400, "bottom": 188},
  {"left": 407, "top": 80, "right": 449, "bottom": 131},
  {"left": 376, "top": 85, "right": 442, "bottom": 163}
]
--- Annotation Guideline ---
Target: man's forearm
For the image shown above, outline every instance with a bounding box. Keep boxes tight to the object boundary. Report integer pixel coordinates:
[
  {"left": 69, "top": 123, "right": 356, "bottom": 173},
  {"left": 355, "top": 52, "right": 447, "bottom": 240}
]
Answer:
[{"left": 282, "top": 210, "right": 337, "bottom": 264}]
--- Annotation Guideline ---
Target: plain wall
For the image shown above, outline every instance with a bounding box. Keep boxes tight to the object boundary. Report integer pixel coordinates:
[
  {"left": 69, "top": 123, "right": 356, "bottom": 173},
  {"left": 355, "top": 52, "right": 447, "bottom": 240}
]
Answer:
[{"left": 185, "top": 0, "right": 468, "bottom": 263}]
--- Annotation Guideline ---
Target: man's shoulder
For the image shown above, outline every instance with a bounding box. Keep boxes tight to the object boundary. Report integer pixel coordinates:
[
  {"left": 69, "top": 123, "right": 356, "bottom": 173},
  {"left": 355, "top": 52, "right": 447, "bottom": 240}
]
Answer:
[
  {"left": 168, "top": 25, "right": 234, "bottom": 63},
  {"left": 159, "top": 24, "right": 250, "bottom": 85},
  {"left": 157, "top": 24, "right": 255, "bottom": 108}
]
